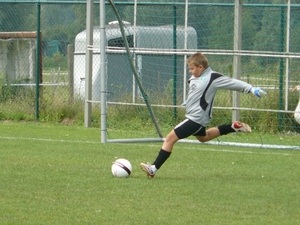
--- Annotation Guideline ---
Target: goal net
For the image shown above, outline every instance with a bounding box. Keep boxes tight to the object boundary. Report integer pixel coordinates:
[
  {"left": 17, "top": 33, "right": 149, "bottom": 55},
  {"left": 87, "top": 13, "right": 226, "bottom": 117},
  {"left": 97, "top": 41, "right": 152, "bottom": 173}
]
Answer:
[{"left": 76, "top": 1, "right": 300, "bottom": 149}]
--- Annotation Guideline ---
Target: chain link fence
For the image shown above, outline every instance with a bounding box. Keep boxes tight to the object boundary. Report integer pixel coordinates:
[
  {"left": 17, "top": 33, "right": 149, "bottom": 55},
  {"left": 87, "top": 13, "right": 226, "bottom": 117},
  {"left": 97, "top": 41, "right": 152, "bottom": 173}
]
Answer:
[{"left": 1, "top": 1, "right": 300, "bottom": 146}]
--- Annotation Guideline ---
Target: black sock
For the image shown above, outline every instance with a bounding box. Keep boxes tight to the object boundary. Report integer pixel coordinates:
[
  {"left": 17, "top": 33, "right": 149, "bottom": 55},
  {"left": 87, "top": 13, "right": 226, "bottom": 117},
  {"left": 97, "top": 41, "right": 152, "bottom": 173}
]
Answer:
[
  {"left": 153, "top": 149, "right": 171, "bottom": 170},
  {"left": 218, "top": 124, "right": 235, "bottom": 135}
]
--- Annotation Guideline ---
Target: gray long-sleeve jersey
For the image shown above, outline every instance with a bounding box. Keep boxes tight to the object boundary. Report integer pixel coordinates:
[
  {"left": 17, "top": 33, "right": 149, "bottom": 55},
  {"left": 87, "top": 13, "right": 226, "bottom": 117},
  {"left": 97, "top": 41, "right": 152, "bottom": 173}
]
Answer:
[{"left": 185, "top": 67, "right": 253, "bottom": 126}]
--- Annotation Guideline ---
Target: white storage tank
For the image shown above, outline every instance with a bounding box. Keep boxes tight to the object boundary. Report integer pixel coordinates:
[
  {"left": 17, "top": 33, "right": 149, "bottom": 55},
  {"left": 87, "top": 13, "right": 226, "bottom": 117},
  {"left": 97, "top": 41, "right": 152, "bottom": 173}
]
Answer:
[{"left": 73, "top": 23, "right": 197, "bottom": 101}]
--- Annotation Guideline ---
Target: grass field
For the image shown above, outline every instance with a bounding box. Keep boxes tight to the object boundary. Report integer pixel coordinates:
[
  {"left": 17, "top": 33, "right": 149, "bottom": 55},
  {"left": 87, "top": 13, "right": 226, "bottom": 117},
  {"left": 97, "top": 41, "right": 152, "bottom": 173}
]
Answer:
[{"left": 1, "top": 122, "right": 300, "bottom": 225}]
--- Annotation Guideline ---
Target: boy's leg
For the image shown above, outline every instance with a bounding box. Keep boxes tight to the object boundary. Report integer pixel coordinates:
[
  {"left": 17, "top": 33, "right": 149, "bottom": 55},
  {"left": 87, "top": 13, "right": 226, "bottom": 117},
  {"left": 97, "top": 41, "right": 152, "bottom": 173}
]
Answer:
[
  {"left": 195, "top": 127, "right": 220, "bottom": 142},
  {"left": 196, "top": 121, "right": 251, "bottom": 142},
  {"left": 140, "top": 130, "right": 178, "bottom": 178},
  {"left": 140, "top": 119, "right": 202, "bottom": 178}
]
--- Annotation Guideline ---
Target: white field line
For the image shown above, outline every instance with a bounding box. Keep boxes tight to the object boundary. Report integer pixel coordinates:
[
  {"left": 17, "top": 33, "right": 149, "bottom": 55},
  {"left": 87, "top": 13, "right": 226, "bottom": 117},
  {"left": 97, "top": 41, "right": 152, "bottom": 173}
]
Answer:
[
  {"left": 0, "top": 136, "right": 294, "bottom": 156},
  {"left": 0, "top": 136, "right": 100, "bottom": 144},
  {"left": 126, "top": 143, "right": 293, "bottom": 156}
]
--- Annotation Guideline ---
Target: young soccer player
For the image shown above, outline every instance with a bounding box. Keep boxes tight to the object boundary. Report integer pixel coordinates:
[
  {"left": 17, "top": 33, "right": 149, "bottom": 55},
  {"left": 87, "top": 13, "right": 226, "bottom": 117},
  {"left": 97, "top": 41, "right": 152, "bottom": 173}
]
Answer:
[{"left": 140, "top": 52, "right": 267, "bottom": 178}]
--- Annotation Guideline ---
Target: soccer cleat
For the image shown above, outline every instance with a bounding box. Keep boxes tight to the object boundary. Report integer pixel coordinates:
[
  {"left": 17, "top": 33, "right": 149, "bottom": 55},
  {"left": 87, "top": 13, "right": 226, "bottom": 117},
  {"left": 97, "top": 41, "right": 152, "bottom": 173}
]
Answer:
[
  {"left": 231, "top": 121, "right": 252, "bottom": 133},
  {"left": 140, "top": 163, "right": 157, "bottom": 178}
]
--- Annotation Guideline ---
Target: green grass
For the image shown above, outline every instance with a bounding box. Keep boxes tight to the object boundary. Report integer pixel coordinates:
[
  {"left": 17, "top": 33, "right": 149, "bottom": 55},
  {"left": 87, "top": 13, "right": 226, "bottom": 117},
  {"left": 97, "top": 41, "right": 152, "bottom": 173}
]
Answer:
[{"left": 1, "top": 122, "right": 300, "bottom": 224}]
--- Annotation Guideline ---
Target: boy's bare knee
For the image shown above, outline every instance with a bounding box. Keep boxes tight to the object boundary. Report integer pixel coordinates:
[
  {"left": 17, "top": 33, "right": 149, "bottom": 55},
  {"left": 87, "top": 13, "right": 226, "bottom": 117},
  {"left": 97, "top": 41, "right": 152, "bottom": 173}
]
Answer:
[
  {"left": 165, "top": 131, "right": 179, "bottom": 143},
  {"left": 196, "top": 136, "right": 208, "bottom": 142}
]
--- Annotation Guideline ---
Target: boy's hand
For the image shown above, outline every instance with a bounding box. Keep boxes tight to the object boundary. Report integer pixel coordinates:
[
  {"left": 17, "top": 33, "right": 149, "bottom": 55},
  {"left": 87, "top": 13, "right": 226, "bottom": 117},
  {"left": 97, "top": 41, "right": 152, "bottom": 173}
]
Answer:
[{"left": 250, "top": 87, "right": 267, "bottom": 98}]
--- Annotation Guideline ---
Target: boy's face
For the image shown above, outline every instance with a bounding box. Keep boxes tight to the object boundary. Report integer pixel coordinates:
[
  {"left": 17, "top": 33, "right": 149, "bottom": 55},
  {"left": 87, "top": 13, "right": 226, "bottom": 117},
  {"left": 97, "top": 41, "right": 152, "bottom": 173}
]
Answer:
[{"left": 188, "top": 63, "right": 204, "bottom": 77}]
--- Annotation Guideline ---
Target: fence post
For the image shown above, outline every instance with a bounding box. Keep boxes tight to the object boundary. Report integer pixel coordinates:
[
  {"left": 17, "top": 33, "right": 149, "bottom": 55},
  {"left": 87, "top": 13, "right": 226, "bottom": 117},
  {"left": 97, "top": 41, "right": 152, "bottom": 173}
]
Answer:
[
  {"left": 67, "top": 44, "right": 74, "bottom": 103},
  {"left": 84, "top": 0, "right": 94, "bottom": 128},
  {"left": 35, "top": 3, "right": 41, "bottom": 121},
  {"left": 232, "top": 0, "right": 242, "bottom": 122}
]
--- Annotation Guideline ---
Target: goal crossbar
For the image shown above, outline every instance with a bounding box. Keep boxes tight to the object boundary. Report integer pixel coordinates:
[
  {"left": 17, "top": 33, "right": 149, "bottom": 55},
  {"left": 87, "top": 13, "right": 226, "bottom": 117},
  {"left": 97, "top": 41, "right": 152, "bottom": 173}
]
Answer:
[{"left": 87, "top": 45, "right": 300, "bottom": 59}]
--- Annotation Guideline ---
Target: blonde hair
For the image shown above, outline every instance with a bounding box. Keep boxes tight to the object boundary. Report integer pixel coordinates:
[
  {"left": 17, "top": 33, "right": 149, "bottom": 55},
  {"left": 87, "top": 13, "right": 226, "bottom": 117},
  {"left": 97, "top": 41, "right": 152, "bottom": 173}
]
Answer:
[{"left": 187, "top": 52, "right": 209, "bottom": 68}]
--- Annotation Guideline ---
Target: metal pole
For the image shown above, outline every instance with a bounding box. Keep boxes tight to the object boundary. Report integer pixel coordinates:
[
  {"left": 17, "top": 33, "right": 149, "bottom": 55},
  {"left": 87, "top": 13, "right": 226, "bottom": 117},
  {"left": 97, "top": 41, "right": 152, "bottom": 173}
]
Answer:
[
  {"left": 279, "top": 6, "right": 285, "bottom": 131},
  {"left": 100, "top": 0, "right": 107, "bottom": 143},
  {"left": 67, "top": 44, "right": 74, "bottom": 103},
  {"left": 84, "top": 0, "right": 94, "bottom": 127},
  {"left": 183, "top": 0, "right": 189, "bottom": 102},
  {"left": 285, "top": 0, "right": 291, "bottom": 111},
  {"left": 132, "top": 0, "right": 137, "bottom": 103},
  {"left": 232, "top": 0, "right": 242, "bottom": 122},
  {"left": 172, "top": 5, "right": 177, "bottom": 120},
  {"left": 35, "top": 2, "right": 41, "bottom": 121}
]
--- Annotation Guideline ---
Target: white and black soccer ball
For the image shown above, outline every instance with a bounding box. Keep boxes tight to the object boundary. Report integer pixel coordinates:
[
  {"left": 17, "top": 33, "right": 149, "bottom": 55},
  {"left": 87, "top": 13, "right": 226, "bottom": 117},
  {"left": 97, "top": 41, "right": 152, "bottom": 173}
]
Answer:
[{"left": 111, "top": 158, "right": 132, "bottom": 178}]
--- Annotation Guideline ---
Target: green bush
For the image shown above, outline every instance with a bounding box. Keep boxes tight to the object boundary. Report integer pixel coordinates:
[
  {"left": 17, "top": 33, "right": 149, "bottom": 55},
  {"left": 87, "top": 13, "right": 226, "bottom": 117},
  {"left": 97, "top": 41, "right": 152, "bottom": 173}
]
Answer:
[
  {"left": 43, "top": 53, "right": 68, "bottom": 70},
  {"left": 0, "top": 70, "right": 299, "bottom": 134}
]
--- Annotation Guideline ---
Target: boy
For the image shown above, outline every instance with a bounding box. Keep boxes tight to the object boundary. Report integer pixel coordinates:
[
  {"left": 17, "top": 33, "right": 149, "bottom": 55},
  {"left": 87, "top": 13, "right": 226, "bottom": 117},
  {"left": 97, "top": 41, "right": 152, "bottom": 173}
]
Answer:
[{"left": 140, "top": 52, "right": 267, "bottom": 178}]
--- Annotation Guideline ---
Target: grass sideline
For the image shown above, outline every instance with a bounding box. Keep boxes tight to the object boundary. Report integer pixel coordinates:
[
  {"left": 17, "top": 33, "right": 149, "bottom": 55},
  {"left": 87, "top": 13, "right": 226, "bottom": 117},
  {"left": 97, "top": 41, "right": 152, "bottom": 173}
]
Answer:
[{"left": 1, "top": 122, "right": 300, "bottom": 225}]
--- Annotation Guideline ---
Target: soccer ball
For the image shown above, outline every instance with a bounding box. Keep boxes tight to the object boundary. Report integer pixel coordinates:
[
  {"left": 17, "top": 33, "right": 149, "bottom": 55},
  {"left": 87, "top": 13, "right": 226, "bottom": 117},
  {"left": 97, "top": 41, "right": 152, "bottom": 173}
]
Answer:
[{"left": 111, "top": 158, "right": 132, "bottom": 178}]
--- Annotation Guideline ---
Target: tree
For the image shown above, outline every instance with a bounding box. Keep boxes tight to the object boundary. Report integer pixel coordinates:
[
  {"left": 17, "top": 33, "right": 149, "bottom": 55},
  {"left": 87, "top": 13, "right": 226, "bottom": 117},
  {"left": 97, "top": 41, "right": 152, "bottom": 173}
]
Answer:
[
  {"left": 206, "top": 6, "right": 234, "bottom": 50},
  {"left": 0, "top": 4, "right": 35, "bottom": 31}
]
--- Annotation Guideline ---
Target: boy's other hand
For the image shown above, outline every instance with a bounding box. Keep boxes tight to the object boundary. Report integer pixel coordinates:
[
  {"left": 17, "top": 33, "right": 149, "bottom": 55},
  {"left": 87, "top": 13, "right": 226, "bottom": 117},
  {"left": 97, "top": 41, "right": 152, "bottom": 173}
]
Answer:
[{"left": 251, "top": 87, "right": 267, "bottom": 98}]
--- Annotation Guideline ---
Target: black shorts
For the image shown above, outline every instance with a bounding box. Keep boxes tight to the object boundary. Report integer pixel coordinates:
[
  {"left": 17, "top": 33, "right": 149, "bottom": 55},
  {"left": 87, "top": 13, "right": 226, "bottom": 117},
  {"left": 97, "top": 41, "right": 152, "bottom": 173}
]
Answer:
[{"left": 174, "top": 119, "right": 206, "bottom": 139}]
